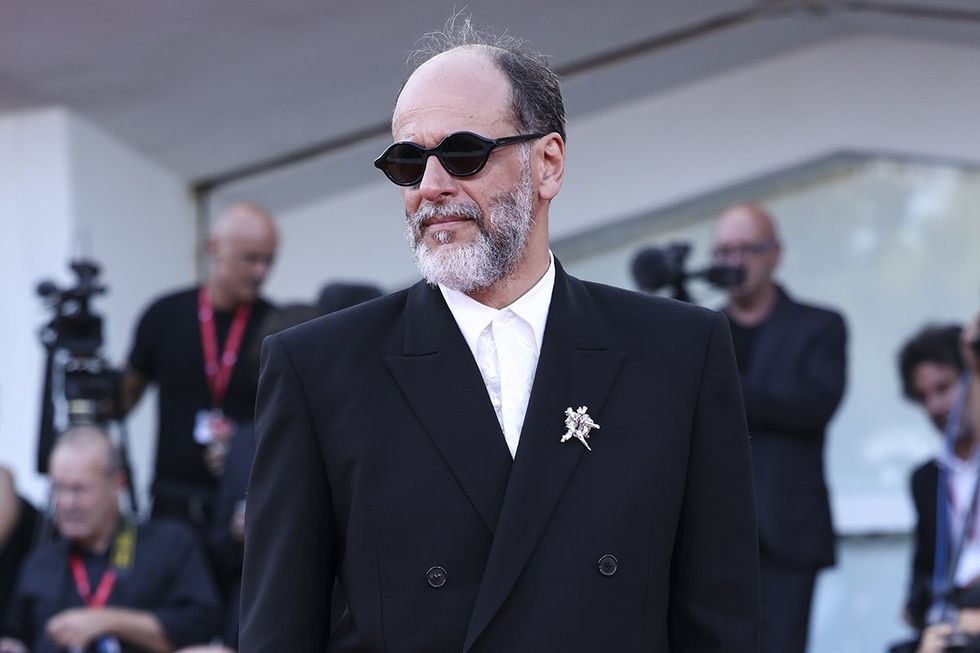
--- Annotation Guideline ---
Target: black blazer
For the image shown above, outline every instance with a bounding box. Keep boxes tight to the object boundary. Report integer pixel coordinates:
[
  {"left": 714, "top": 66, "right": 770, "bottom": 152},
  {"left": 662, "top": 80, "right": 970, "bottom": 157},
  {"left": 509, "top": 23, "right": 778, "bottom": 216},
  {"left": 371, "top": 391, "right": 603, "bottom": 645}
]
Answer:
[
  {"left": 732, "top": 288, "right": 846, "bottom": 569},
  {"left": 907, "top": 459, "right": 939, "bottom": 628},
  {"left": 240, "top": 263, "right": 760, "bottom": 653}
]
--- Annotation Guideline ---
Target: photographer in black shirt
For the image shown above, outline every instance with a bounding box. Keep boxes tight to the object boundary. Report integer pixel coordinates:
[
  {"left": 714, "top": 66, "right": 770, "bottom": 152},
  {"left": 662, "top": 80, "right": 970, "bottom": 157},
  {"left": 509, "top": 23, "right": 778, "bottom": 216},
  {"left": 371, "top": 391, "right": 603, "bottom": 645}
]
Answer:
[{"left": 121, "top": 203, "right": 277, "bottom": 530}]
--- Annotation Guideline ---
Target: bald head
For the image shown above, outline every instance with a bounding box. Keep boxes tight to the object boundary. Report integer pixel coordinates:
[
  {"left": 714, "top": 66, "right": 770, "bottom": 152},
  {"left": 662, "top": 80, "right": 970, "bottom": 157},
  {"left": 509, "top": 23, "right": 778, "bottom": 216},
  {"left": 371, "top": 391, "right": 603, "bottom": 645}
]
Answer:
[
  {"left": 51, "top": 425, "right": 119, "bottom": 474},
  {"left": 208, "top": 203, "right": 278, "bottom": 309},
  {"left": 211, "top": 203, "right": 277, "bottom": 242},
  {"left": 713, "top": 204, "right": 779, "bottom": 243},
  {"left": 711, "top": 203, "right": 782, "bottom": 307},
  {"left": 50, "top": 426, "right": 124, "bottom": 551}
]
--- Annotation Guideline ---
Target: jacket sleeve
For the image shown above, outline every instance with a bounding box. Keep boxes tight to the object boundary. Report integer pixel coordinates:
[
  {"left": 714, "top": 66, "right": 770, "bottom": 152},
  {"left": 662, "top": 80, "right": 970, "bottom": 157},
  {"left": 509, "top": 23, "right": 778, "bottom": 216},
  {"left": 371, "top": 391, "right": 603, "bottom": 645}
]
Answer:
[
  {"left": 239, "top": 334, "right": 336, "bottom": 652},
  {"left": 742, "top": 311, "right": 846, "bottom": 436},
  {"left": 151, "top": 524, "right": 223, "bottom": 648},
  {"left": 668, "top": 311, "right": 761, "bottom": 651},
  {"left": 906, "top": 464, "right": 937, "bottom": 629}
]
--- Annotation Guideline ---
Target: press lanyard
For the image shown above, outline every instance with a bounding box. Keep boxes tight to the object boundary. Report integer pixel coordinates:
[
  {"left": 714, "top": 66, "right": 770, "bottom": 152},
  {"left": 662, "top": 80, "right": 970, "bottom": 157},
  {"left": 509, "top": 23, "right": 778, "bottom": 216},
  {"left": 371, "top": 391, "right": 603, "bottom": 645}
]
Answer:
[
  {"left": 198, "top": 286, "right": 251, "bottom": 409},
  {"left": 69, "top": 556, "right": 116, "bottom": 608}
]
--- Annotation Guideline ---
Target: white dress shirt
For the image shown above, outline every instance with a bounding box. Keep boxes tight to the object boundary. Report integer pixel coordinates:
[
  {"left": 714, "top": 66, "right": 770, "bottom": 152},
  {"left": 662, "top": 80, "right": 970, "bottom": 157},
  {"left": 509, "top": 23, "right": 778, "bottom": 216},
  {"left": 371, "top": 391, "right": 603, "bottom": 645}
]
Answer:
[
  {"left": 938, "top": 449, "right": 980, "bottom": 586},
  {"left": 440, "top": 253, "right": 555, "bottom": 457}
]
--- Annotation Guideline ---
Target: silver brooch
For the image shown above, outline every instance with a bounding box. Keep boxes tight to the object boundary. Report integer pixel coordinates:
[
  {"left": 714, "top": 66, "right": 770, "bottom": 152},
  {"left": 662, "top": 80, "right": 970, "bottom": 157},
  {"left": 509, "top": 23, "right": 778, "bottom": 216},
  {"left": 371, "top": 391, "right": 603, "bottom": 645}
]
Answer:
[{"left": 561, "top": 406, "right": 600, "bottom": 451}]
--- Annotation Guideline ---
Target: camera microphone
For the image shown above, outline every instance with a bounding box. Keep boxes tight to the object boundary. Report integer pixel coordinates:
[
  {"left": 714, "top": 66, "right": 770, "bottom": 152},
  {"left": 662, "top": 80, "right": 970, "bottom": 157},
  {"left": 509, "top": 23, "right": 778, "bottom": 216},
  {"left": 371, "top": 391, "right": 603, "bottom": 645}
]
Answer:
[
  {"left": 630, "top": 242, "right": 745, "bottom": 299},
  {"left": 704, "top": 263, "right": 746, "bottom": 288}
]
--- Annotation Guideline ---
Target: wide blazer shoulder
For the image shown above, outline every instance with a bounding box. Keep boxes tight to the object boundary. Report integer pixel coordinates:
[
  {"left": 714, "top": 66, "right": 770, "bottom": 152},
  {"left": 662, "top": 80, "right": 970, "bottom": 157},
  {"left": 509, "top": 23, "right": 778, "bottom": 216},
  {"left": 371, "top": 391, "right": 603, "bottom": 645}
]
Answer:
[
  {"left": 271, "top": 270, "right": 727, "bottom": 364},
  {"left": 576, "top": 276, "right": 731, "bottom": 362},
  {"left": 775, "top": 286, "right": 846, "bottom": 330},
  {"left": 265, "top": 287, "right": 412, "bottom": 371}
]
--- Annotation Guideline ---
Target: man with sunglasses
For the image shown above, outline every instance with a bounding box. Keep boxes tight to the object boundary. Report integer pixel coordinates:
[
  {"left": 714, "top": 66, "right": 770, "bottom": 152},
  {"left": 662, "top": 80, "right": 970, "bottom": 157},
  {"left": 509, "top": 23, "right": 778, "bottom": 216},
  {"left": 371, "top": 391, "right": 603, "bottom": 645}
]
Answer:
[
  {"left": 711, "top": 203, "right": 847, "bottom": 653},
  {"left": 241, "top": 20, "right": 759, "bottom": 653}
]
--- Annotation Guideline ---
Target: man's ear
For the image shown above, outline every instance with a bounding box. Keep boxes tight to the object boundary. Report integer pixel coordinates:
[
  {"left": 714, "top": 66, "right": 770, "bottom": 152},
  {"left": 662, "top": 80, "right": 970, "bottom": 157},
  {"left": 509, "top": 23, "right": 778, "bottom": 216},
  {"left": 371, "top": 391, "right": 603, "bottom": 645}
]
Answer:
[{"left": 536, "top": 133, "right": 565, "bottom": 202}]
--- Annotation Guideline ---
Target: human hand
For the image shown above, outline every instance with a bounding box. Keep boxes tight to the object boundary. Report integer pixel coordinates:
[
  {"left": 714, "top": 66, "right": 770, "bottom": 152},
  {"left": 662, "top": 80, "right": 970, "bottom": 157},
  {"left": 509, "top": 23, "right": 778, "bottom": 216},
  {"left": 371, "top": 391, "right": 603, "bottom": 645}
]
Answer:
[
  {"left": 0, "top": 637, "right": 28, "bottom": 653},
  {"left": 46, "top": 607, "right": 106, "bottom": 649},
  {"left": 958, "top": 606, "right": 980, "bottom": 634},
  {"left": 917, "top": 622, "right": 953, "bottom": 653}
]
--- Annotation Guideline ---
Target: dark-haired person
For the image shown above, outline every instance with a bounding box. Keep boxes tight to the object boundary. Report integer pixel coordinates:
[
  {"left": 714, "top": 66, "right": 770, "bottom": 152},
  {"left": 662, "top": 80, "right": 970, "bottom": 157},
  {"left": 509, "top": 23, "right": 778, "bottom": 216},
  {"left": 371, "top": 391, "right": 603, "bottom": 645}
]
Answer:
[
  {"left": 710, "top": 202, "right": 847, "bottom": 653},
  {"left": 241, "top": 18, "right": 759, "bottom": 653},
  {"left": 898, "top": 324, "right": 972, "bottom": 631},
  {"left": 1, "top": 427, "right": 221, "bottom": 653},
  {"left": 893, "top": 322, "right": 980, "bottom": 652}
]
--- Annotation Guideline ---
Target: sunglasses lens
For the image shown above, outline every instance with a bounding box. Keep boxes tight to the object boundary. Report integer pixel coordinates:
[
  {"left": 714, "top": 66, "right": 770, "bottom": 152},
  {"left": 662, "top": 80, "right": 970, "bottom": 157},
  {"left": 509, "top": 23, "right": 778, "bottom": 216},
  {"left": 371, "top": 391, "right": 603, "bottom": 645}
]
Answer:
[
  {"left": 382, "top": 143, "right": 426, "bottom": 185},
  {"left": 439, "top": 133, "right": 491, "bottom": 176}
]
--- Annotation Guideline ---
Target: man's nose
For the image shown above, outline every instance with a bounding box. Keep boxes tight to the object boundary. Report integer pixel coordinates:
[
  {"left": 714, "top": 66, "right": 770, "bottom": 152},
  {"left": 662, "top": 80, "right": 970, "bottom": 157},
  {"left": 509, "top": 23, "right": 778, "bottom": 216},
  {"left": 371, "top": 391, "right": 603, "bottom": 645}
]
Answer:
[
  {"left": 417, "top": 156, "right": 457, "bottom": 201},
  {"left": 925, "top": 396, "right": 948, "bottom": 420}
]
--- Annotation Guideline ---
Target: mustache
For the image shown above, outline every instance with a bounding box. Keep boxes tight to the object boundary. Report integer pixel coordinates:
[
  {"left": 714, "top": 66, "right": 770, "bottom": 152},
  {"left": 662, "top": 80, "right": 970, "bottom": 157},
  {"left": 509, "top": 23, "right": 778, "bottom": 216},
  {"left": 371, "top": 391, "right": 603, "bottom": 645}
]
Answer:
[{"left": 408, "top": 203, "right": 484, "bottom": 230}]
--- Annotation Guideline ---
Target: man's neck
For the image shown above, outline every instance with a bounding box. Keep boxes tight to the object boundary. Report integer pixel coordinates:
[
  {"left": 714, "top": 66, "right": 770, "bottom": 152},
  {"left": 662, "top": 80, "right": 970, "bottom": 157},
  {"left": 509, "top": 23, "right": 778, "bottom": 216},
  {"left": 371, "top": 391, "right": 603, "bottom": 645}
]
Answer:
[
  {"left": 206, "top": 279, "right": 243, "bottom": 312},
  {"left": 728, "top": 283, "right": 778, "bottom": 327},
  {"left": 465, "top": 247, "right": 551, "bottom": 310},
  {"left": 954, "top": 436, "right": 975, "bottom": 461},
  {"left": 76, "top": 520, "right": 117, "bottom": 555}
]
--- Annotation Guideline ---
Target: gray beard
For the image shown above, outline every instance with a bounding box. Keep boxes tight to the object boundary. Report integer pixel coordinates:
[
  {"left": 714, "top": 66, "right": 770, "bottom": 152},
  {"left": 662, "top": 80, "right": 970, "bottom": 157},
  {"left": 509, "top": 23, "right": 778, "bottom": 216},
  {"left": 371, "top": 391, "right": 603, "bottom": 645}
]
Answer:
[{"left": 405, "top": 164, "right": 534, "bottom": 294}]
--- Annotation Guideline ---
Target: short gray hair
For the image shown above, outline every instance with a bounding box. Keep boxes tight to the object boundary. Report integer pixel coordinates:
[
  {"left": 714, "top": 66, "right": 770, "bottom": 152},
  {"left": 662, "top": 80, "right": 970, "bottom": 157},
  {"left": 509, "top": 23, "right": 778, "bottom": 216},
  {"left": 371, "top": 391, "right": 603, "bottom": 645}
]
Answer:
[
  {"left": 407, "top": 14, "right": 566, "bottom": 142},
  {"left": 54, "top": 425, "right": 123, "bottom": 475}
]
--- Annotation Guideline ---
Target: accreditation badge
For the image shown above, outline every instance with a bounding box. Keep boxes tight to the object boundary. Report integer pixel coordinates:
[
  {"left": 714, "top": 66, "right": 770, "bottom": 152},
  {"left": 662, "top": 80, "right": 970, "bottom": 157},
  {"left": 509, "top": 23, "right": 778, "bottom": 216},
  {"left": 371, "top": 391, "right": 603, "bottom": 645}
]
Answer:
[{"left": 194, "top": 409, "right": 215, "bottom": 444}]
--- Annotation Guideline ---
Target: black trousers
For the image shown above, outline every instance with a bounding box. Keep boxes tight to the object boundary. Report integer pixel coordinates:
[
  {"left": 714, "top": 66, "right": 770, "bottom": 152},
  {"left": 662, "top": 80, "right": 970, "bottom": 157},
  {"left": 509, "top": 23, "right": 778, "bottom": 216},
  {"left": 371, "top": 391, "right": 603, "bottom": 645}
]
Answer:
[{"left": 760, "top": 551, "right": 819, "bottom": 653}]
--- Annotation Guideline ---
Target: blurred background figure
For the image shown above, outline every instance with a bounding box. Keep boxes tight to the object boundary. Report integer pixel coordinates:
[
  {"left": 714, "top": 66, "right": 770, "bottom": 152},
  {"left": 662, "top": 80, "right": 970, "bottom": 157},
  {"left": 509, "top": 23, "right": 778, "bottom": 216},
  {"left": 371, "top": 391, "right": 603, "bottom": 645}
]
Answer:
[
  {"left": 121, "top": 203, "right": 278, "bottom": 531},
  {"left": 891, "top": 322, "right": 980, "bottom": 653},
  {"left": 711, "top": 203, "right": 847, "bottom": 653},
  {"left": 898, "top": 325, "right": 970, "bottom": 632},
  {"left": 0, "top": 466, "right": 38, "bottom": 631},
  {"left": 1, "top": 426, "right": 221, "bottom": 653}
]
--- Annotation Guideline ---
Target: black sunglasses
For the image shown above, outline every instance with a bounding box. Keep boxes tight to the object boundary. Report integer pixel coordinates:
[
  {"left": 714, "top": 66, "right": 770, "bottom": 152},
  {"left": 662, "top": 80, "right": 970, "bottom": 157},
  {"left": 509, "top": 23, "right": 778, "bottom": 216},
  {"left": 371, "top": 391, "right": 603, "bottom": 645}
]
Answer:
[{"left": 373, "top": 131, "right": 545, "bottom": 187}]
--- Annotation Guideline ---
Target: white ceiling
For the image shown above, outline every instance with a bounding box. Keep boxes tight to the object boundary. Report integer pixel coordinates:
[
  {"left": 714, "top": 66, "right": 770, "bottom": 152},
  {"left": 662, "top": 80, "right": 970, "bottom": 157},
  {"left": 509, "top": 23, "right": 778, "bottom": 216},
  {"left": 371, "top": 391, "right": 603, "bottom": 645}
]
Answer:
[{"left": 2, "top": 0, "right": 979, "bottom": 196}]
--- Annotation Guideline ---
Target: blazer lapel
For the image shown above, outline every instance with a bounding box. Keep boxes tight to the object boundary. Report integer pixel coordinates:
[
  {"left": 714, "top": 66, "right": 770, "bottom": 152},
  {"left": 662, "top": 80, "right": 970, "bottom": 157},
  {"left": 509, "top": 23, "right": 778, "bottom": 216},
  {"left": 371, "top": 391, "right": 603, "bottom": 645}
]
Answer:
[
  {"left": 463, "top": 266, "right": 625, "bottom": 651},
  {"left": 386, "top": 282, "right": 513, "bottom": 535}
]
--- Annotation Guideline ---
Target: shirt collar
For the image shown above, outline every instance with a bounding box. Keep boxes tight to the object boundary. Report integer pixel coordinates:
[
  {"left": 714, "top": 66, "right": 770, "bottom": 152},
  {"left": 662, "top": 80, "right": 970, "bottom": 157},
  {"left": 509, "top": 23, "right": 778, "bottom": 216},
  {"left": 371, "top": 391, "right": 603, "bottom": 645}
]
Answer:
[
  {"left": 440, "top": 252, "right": 556, "bottom": 357},
  {"left": 938, "top": 447, "right": 980, "bottom": 475}
]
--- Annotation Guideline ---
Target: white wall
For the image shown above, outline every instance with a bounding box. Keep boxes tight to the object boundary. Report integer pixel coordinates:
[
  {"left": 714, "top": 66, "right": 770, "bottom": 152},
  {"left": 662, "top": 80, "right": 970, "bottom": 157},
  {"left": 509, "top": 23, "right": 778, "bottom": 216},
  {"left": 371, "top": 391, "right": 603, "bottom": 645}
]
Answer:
[
  {"left": 0, "top": 109, "right": 74, "bottom": 505},
  {"left": 0, "top": 107, "right": 195, "bottom": 508}
]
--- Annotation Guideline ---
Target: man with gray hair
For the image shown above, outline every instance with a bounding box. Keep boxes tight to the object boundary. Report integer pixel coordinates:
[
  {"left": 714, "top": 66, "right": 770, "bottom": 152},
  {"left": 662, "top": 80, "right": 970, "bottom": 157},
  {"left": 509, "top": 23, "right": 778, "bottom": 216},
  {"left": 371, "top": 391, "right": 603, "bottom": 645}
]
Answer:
[
  {"left": 242, "top": 19, "right": 759, "bottom": 652},
  {"left": 1, "top": 426, "right": 221, "bottom": 653}
]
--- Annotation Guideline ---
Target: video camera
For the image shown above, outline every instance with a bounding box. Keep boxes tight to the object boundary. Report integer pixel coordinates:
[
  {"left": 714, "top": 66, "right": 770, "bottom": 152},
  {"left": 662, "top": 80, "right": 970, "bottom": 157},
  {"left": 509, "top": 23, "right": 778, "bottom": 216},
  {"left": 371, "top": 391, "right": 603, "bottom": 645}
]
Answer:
[
  {"left": 630, "top": 241, "right": 745, "bottom": 302},
  {"left": 36, "top": 259, "right": 123, "bottom": 473}
]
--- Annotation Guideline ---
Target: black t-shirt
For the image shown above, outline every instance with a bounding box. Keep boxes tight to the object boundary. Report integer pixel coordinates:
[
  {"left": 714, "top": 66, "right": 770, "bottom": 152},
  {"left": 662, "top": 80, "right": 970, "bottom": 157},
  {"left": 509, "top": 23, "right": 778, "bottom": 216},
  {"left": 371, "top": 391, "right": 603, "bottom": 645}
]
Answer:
[
  {"left": 728, "top": 318, "right": 764, "bottom": 375},
  {"left": 128, "top": 287, "right": 272, "bottom": 494}
]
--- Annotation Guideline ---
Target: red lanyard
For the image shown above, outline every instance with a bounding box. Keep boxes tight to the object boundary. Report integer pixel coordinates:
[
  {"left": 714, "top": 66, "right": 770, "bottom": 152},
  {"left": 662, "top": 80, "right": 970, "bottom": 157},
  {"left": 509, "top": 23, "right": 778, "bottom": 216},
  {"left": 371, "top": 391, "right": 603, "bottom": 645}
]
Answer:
[
  {"left": 198, "top": 287, "right": 252, "bottom": 410},
  {"left": 69, "top": 554, "right": 116, "bottom": 608}
]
